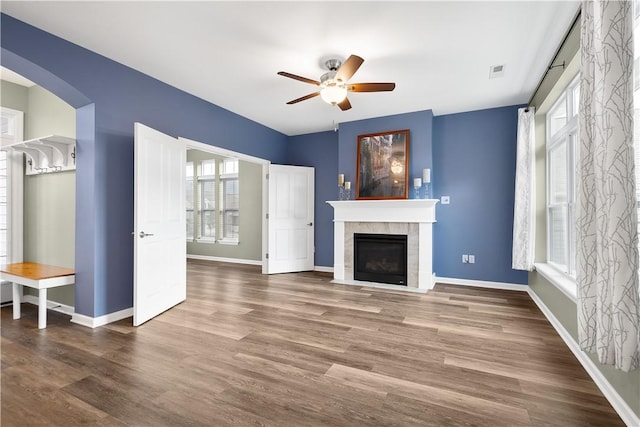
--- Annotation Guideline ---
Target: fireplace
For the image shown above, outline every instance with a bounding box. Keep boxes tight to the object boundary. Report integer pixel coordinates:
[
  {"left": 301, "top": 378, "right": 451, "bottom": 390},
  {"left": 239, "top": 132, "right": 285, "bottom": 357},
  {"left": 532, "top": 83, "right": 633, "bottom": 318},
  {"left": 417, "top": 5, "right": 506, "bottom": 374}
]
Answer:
[
  {"left": 327, "top": 199, "right": 438, "bottom": 292},
  {"left": 354, "top": 233, "right": 408, "bottom": 285}
]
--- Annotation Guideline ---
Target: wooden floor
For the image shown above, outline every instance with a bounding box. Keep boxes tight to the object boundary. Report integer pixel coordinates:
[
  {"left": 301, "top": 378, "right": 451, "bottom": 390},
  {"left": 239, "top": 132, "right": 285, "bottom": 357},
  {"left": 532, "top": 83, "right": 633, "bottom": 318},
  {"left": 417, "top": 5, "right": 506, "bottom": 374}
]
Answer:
[{"left": 1, "top": 260, "right": 624, "bottom": 426}]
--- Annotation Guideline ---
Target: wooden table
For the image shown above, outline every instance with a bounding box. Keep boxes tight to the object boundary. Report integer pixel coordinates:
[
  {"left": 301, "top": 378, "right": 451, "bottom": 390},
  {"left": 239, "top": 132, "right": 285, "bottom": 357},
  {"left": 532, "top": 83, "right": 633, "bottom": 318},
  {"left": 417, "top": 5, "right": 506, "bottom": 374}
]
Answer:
[{"left": 1, "top": 262, "right": 75, "bottom": 329}]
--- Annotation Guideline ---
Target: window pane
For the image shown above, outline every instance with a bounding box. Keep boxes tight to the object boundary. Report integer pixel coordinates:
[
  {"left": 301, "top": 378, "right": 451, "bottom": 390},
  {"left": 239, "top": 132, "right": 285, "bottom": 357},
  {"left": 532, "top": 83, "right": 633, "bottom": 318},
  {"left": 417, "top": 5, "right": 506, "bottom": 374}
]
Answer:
[
  {"left": 202, "top": 180, "right": 215, "bottom": 209},
  {"left": 572, "top": 84, "right": 580, "bottom": 118},
  {"left": 201, "top": 159, "right": 215, "bottom": 177},
  {"left": 0, "top": 116, "right": 9, "bottom": 135},
  {"left": 0, "top": 150, "right": 6, "bottom": 261},
  {"left": 221, "top": 177, "right": 239, "bottom": 240},
  {"left": 223, "top": 210, "right": 239, "bottom": 239},
  {"left": 186, "top": 179, "right": 194, "bottom": 210},
  {"left": 548, "top": 95, "right": 567, "bottom": 137},
  {"left": 222, "top": 159, "right": 238, "bottom": 174},
  {"left": 223, "top": 179, "right": 239, "bottom": 209},
  {"left": 549, "top": 142, "right": 568, "bottom": 204},
  {"left": 549, "top": 206, "right": 568, "bottom": 267},
  {"left": 186, "top": 210, "right": 194, "bottom": 239},
  {"left": 186, "top": 161, "right": 194, "bottom": 240},
  {"left": 201, "top": 210, "right": 216, "bottom": 239}
]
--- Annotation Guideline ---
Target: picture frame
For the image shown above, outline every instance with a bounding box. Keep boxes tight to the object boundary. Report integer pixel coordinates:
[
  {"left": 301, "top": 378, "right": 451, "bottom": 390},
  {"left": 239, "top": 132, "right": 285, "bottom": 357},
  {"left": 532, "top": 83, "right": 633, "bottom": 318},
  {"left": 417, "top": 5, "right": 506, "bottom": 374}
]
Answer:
[{"left": 356, "top": 129, "right": 409, "bottom": 200}]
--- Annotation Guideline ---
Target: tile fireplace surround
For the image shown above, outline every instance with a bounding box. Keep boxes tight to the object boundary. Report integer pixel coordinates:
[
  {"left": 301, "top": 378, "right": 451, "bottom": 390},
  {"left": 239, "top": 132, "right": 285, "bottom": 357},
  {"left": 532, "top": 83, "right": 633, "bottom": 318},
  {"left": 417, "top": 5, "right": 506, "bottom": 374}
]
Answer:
[{"left": 327, "top": 199, "right": 438, "bottom": 292}]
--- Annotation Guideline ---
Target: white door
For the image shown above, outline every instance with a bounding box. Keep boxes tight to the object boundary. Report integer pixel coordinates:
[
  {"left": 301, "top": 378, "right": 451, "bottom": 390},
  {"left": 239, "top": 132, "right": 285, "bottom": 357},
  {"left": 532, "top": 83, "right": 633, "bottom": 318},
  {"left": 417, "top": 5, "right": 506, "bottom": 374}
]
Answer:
[
  {"left": 134, "top": 123, "right": 186, "bottom": 326},
  {"left": 266, "top": 165, "right": 314, "bottom": 274}
]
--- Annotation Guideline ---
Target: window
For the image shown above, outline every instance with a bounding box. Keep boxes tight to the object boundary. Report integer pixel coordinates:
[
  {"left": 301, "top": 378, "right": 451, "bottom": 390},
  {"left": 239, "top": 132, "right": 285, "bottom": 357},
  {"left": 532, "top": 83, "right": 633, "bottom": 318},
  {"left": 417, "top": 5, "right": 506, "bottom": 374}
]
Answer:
[
  {"left": 198, "top": 160, "right": 216, "bottom": 242},
  {"left": 0, "top": 150, "right": 7, "bottom": 266},
  {"left": 546, "top": 76, "right": 579, "bottom": 277},
  {"left": 186, "top": 156, "right": 239, "bottom": 244},
  {"left": 186, "top": 162, "right": 194, "bottom": 240},
  {"left": 220, "top": 159, "right": 239, "bottom": 242},
  {"left": 0, "top": 107, "right": 24, "bottom": 269}
]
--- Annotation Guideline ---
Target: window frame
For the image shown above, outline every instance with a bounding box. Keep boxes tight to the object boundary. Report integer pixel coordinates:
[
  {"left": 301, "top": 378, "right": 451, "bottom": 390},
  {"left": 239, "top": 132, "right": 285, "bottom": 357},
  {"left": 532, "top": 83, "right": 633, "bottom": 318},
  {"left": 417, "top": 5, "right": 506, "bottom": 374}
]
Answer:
[
  {"left": 197, "top": 160, "right": 217, "bottom": 243},
  {"left": 186, "top": 161, "right": 195, "bottom": 241},
  {"left": 0, "top": 107, "right": 24, "bottom": 270},
  {"left": 218, "top": 159, "right": 239, "bottom": 244},
  {"left": 545, "top": 75, "right": 579, "bottom": 278}
]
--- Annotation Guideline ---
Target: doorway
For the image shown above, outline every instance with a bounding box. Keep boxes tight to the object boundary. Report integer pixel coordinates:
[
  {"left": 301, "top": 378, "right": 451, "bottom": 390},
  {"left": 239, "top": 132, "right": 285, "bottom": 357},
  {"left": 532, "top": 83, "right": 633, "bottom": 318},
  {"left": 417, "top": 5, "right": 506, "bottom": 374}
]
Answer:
[{"left": 0, "top": 74, "right": 76, "bottom": 311}]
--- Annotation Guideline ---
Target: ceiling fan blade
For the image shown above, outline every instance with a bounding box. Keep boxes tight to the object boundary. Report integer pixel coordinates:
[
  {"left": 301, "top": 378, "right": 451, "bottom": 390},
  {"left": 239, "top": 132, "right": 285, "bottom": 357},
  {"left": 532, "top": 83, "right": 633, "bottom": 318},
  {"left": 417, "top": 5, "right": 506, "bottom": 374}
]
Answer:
[
  {"left": 277, "top": 71, "right": 320, "bottom": 86},
  {"left": 348, "top": 82, "right": 396, "bottom": 92},
  {"left": 337, "top": 97, "right": 352, "bottom": 111},
  {"left": 286, "top": 92, "right": 320, "bottom": 104},
  {"left": 336, "top": 55, "right": 364, "bottom": 82}
]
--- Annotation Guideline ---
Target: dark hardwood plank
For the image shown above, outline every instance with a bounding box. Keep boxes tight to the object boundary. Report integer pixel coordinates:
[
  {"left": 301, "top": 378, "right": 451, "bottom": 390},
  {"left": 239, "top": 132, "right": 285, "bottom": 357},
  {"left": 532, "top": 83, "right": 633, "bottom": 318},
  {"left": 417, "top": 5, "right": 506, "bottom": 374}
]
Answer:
[{"left": 1, "top": 260, "right": 626, "bottom": 426}]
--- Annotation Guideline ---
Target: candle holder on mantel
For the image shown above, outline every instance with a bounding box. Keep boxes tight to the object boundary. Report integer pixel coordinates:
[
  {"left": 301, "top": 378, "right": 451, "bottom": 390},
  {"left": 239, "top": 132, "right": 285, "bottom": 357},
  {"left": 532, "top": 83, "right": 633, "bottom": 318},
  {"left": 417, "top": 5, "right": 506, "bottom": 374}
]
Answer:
[
  {"left": 413, "top": 178, "right": 422, "bottom": 199},
  {"left": 343, "top": 181, "right": 351, "bottom": 200},
  {"left": 338, "top": 173, "right": 351, "bottom": 200},
  {"left": 422, "top": 168, "right": 431, "bottom": 199},
  {"left": 422, "top": 183, "right": 430, "bottom": 199}
]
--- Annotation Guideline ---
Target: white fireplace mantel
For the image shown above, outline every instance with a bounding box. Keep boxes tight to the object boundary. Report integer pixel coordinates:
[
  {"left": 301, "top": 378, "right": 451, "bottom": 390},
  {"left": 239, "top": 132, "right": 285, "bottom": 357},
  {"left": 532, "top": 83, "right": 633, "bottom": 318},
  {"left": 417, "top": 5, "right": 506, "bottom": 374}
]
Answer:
[
  {"left": 327, "top": 199, "right": 438, "bottom": 292},
  {"left": 327, "top": 199, "right": 438, "bottom": 223}
]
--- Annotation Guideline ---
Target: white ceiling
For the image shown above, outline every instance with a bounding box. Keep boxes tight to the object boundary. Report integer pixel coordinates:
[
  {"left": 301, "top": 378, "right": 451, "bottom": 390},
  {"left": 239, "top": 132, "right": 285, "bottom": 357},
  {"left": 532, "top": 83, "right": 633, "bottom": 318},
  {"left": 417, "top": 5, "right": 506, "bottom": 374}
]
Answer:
[{"left": 2, "top": 1, "right": 579, "bottom": 136}]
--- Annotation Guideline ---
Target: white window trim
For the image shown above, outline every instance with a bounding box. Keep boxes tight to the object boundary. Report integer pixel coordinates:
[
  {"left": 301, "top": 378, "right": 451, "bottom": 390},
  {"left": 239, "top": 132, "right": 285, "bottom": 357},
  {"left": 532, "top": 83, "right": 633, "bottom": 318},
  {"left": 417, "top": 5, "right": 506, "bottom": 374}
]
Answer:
[
  {"left": 534, "top": 263, "right": 578, "bottom": 303},
  {"left": 186, "top": 161, "right": 195, "bottom": 242},
  {"left": 217, "top": 239, "right": 239, "bottom": 246},
  {"left": 545, "top": 75, "right": 579, "bottom": 281},
  {"left": 219, "top": 166, "right": 239, "bottom": 243},
  {"left": 198, "top": 177, "right": 217, "bottom": 243}
]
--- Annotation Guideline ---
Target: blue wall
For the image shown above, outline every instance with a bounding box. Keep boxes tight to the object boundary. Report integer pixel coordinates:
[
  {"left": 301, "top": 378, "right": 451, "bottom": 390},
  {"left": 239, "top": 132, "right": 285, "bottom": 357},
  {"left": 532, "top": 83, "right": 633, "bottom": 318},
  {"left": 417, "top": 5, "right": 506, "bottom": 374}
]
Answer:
[
  {"left": 2, "top": 13, "right": 527, "bottom": 320},
  {"left": 338, "top": 110, "right": 434, "bottom": 198},
  {"left": 432, "top": 106, "right": 527, "bottom": 285},
  {"left": 1, "top": 14, "right": 288, "bottom": 317},
  {"left": 287, "top": 131, "right": 339, "bottom": 267}
]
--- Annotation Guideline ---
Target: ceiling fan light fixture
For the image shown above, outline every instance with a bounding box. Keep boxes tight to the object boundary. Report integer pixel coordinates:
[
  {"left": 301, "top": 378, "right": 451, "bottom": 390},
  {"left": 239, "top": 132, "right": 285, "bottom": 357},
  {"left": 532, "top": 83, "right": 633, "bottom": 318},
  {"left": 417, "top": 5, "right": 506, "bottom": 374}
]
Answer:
[{"left": 320, "top": 81, "right": 348, "bottom": 105}]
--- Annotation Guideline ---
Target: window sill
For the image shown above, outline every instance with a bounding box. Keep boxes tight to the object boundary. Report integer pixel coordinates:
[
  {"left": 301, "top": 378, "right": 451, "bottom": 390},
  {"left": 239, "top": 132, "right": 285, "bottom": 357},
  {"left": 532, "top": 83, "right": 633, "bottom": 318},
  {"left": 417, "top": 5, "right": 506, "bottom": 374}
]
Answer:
[
  {"left": 533, "top": 262, "right": 577, "bottom": 303},
  {"left": 195, "top": 238, "right": 216, "bottom": 245},
  {"left": 217, "top": 239, "right": 239, "bottom": 246}
]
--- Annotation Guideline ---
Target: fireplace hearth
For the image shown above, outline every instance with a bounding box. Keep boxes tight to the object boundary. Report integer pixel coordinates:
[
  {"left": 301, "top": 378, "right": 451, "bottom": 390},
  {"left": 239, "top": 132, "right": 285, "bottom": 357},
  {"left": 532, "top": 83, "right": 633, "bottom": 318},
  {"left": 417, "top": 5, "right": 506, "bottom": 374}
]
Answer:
[{"left": 354, "top": 233, "right": 408, "bottom": 285}]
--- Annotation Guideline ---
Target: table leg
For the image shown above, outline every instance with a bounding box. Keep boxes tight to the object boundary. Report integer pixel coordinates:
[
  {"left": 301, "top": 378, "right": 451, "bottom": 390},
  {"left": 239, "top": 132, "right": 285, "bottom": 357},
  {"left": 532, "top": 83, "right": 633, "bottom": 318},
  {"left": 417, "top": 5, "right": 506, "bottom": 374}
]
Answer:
[
  {"left": 38, "top": 288, "right": 47, "bottom": 329},
  {"left": 12, "top": 282, "right": 21, "bottom": 319}
]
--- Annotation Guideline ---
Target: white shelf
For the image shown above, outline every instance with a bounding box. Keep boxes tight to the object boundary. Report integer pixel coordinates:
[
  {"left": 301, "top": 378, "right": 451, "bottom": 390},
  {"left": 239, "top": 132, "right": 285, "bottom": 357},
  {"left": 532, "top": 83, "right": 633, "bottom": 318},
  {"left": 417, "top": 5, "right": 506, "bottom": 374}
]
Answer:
[{"left": 4, "top": 135, "right": 76, "bottom": 175}]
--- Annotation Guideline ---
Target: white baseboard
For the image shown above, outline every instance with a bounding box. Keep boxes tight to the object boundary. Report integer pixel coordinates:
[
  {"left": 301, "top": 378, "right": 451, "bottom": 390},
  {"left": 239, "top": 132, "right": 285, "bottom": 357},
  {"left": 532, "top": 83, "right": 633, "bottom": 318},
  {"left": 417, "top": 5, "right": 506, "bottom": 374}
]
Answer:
[
  {"left": 435, "top": 276, "right": 529, "bottom": 292},
  {"left": 22, "top": 295, "right": 74, "bottom": 316},
  {"left": 314, "top": 266, "right": 334, "bottom": 273},
  {"left": 527, "top": 288, "right": 639, "bottom": 427},
  {"left": 71, "top": 307, "right": 133, "bottom": 329},
  {"left": 187, "top": 254, "right": 262, "bottom": 266}
]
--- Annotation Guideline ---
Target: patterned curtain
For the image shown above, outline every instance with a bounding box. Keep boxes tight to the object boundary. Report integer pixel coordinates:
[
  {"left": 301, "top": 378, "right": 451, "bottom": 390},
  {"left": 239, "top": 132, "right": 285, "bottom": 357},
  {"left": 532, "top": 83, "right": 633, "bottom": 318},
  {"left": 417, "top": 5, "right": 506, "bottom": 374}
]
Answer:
[
  {"left": 578, "top": 0, "right": 640, "bottom": 372},
  {"left": 512, "top": 107, "right": 535, "bottom": 271}
]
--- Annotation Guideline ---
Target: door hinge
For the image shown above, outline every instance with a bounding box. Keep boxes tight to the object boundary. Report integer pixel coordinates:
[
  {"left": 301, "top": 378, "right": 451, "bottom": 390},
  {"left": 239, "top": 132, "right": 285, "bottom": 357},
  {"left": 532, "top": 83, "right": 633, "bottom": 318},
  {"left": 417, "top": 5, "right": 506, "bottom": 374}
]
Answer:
[
  {"left": 266, "top": 173, "right": 269, "bottom": 180},
  {"left": 266, "top": 213, "right": 269, "bottom": 219},
  {"left": 265, "top": 253, "right": 269, "bottom": 259}
]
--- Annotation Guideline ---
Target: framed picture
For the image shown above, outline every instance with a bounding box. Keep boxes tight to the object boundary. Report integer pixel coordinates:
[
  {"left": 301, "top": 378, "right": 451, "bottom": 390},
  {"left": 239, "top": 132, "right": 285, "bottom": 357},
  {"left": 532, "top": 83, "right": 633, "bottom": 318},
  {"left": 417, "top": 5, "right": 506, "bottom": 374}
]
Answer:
[{"left": 356, "top": 129, "right": 409, "bottom": 199}]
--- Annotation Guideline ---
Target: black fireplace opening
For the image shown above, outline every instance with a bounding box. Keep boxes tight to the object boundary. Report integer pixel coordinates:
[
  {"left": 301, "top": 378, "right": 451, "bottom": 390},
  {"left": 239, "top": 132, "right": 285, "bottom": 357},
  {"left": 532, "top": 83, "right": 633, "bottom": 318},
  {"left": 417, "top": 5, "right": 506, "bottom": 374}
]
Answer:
[{"left": 354, "top": 233, "right": 408, "bottom": 286}]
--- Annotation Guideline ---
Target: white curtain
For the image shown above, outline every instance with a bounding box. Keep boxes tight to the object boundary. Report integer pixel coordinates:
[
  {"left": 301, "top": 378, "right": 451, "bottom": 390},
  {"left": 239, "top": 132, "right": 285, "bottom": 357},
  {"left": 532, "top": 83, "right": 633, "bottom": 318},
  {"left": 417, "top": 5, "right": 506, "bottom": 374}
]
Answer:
[
  {"left": 578, "top": 0, "right": 640, "bottom": 372},
  {"left": 512, "top": 107, "right": 536, "bottom": 271}
]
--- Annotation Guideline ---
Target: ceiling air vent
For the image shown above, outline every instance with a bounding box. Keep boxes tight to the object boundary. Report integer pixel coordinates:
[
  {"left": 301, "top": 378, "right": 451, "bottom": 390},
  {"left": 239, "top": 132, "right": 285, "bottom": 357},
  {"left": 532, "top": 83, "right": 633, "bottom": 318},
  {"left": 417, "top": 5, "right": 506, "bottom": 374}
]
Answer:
[{"left": 489, "top": 64, "right": 505, "bottom": 79}]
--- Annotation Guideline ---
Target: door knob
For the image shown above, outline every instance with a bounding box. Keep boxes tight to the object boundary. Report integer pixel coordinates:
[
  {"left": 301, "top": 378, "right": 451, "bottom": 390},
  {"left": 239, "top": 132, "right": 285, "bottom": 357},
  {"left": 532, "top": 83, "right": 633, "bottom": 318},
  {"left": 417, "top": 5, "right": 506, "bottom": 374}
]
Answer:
[
  {"left": 139, "top": 231, "right": 155, "bottom": 238},
  {"left": 307, "top": 222, "right": 313, "bottom": 226}
]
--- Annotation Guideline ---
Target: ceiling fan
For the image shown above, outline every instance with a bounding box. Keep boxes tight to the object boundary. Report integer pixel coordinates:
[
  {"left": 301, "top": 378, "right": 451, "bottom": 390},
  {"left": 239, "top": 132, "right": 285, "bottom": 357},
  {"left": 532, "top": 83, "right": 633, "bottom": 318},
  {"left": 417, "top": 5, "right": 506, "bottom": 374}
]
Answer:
[{"left": 277, "top": 55, "right": 396, "bottom": 111}]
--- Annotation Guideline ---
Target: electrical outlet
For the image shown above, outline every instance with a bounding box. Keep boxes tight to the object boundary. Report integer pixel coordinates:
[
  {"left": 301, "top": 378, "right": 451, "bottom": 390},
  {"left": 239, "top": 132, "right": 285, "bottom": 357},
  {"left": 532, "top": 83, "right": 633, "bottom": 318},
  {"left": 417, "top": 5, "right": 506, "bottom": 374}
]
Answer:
[
  {"left": 441, "top": 196, "right": 450, "bottom": 205},
  {"left": 468, "top": 255, "right": 475, "bottom": 264},
  {"left": 462, "top": 254, "right": 469, "bottom": 263}
]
